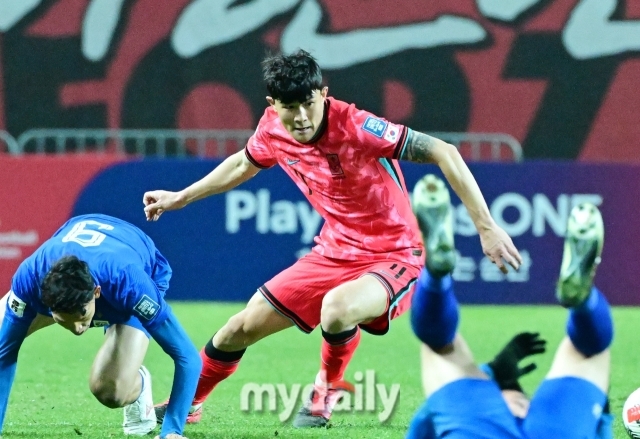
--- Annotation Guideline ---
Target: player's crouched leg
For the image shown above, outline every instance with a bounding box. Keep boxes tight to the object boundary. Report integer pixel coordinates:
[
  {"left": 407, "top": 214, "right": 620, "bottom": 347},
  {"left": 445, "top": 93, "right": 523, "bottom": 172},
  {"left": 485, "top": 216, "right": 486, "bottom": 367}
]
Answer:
[
  {"left": 89, "top": 327, "right": 149, "bottom": 408},
  {"left": 89, "top": 323, "right": 156, "bottom": 435}
]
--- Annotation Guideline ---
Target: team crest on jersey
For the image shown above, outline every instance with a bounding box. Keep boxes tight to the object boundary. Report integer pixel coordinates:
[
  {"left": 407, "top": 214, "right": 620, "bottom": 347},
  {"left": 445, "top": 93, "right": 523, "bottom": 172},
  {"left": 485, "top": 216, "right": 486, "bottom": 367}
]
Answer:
[
  {"left": 326, "top": 154, "right": 345, "bottom": 177},
  {"left": 362, "top": 116, "right": 388, "bottom": 138},
  {"left": 133, "top": 295, "right": 160, "bottom": 320},
  {"left": 8, "top": 290, "right": 26, "bottom": 318}
]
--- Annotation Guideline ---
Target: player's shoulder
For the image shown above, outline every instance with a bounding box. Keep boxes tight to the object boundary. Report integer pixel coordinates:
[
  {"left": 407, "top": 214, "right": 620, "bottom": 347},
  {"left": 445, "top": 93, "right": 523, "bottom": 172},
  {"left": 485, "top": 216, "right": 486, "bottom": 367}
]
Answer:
[
  {"left": 327, "top": 97, "right": 382, "bottom": 126},
  {"left": 327, "top": 97, "right": 394, "bottom": 139},
  {"left": 256, "top": 106, "right": 282, "bottom": 133},
  {"left": 13, "top": 252, "right": 38, "bottom": 281},
  {"left": 325, "top": 97, "right": 363, "bottom": 136},
  {"left": 327, "top": 96, "right": 357, "bottom": 118},
  {"left": 10, "top": 252, "right": 41, "bottom": 301}
]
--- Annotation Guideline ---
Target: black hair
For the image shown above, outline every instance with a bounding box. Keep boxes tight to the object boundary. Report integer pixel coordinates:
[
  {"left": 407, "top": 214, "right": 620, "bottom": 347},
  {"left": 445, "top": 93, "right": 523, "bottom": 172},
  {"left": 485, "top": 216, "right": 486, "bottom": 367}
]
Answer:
[
  {"left": 41, "top": 255, "right": 95, "bottom": 315},
  {"left": 261, "top": 49, "right": 323, "bottom": 104}
]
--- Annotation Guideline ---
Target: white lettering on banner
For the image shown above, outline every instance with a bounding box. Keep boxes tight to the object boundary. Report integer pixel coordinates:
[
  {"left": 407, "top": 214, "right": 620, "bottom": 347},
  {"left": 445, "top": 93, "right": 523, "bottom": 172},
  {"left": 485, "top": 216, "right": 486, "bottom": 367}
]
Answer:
[
  {"left": 225, "top": 189, "right": 323, "bottom": 245},
  {"left": 0, "top": 230, "right": 39, "bottom": 246},
  {"left": 532, "top": 193, "right": 568, "bottom": 237},
  {"left": 563, "top": 0, "right": 640, "bottom": 60},
  {"left": 280, "top": 0, "right": 486, "bottom": 70},
  {"left": 455, "top": 193, "right": 602, "bottom": 238},
  {"left": 0, "top": 0, "right": 41, "bottom": 32},
  {"left": 479, "top": 250, "right": 532, "bottom": 283},
  {"left": 0, "top": 247, "right": 21, "bottom": 259},
  {"left": 452, "top": 251, "right": 477, "bottom": 282},
  {"left": 171, "top": 0, "right": 300, "bottom": 58},
  {"left": 81, "top": 0, "right": 126, "bottom": 61},
  {"left": 491, "top": 193, "right": 531, "bottom": 237},
  {"left": 0, "top": 220, "right": 40, "bottom": 260},
  {"left": 256, "top": 189, "right": 270, "bottom": 234},
  {"left": 270, "top": 201, "right": 297, "bottom": 235},
  {"left": 2, "top": 0, "right": 638, "bottom": 64},
  {"left": 226, "top": 190, "right": 258, "bottom": 233}
]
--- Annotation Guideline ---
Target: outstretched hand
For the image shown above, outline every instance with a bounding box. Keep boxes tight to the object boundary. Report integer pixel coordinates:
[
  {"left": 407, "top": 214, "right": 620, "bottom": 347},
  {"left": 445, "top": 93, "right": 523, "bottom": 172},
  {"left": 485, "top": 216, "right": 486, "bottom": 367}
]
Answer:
[
  {"left": 489, "top": 332, "right": 547, "bottom": 391},
  {"left": 143, "top": 190, "right": 186, "bottom": 221},
  {"left": 480, "top": 225, "right": 522, "bottom": 273}
]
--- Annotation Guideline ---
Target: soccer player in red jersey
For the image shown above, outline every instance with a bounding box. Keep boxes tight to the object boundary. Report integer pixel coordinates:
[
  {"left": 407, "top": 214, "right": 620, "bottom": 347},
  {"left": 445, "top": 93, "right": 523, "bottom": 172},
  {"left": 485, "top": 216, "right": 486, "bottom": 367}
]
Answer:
[{"left": 143, "top": 50, "right": 522, "bottom": 427}]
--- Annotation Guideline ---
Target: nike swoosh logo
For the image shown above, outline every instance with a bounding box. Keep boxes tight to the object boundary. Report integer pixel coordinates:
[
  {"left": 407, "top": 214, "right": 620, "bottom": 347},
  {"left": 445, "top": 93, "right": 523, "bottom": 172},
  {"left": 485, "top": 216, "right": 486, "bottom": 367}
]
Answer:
[{"left": 286, "top": 159, "right": 300, "bottom": 165}]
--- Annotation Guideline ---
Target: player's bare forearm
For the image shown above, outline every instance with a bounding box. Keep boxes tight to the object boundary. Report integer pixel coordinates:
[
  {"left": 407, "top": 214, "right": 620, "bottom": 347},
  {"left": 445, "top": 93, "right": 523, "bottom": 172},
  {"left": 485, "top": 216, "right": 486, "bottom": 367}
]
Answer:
[
  {"left": 181, "top": 149, "right": 260, "bottom": 204},
  {"left": 401, "top": 130, "right": 493, "bottom": 230}
]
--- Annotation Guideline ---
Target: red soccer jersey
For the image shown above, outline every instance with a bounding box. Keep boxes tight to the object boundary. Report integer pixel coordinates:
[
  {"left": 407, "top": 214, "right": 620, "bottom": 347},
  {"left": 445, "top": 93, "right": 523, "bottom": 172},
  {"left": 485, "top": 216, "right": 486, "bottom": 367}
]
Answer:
[{"left": 245, "top": 97, "right": 424, "bottom": 265}]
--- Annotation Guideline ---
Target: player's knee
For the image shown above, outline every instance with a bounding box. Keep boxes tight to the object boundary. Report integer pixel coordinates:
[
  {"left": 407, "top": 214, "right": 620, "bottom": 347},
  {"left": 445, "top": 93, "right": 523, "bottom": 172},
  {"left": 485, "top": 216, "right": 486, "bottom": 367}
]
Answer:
[
  {"left": 90, "top": 378, "right": 131, "bottom": 408},
  {"left": 320, "top": 294, "right": 355, "bottom": 332}
]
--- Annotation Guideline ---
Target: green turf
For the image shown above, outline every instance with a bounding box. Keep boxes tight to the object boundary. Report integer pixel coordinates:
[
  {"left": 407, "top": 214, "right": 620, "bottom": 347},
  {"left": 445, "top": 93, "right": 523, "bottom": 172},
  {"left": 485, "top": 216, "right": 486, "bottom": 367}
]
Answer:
[{"left": 3, "top": 303, "right": 636, "bottom": 438}]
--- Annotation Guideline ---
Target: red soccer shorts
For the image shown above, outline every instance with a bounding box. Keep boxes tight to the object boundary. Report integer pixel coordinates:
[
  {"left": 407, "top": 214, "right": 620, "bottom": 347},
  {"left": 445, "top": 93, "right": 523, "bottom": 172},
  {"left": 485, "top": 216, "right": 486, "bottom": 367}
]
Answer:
[{"left": 259, "top": 251, "right": 421, "bottom": 335}]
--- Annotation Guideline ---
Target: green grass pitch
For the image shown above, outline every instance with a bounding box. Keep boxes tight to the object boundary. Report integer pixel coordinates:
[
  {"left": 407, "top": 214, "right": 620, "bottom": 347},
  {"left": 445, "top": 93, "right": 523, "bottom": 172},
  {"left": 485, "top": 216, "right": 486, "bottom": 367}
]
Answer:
[{"left": 4, "top": 304, "right": 637, "bottom": 438}]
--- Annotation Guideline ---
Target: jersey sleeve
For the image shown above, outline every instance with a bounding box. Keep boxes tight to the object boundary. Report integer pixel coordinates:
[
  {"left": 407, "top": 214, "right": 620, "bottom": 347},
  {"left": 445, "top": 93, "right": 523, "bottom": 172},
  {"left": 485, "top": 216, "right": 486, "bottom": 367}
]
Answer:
[
  {"left": 116, "top": 265, "right": 170, "bottom": 332},
  {"left": 0, "top": 314, "right": 29, "bottom": 434},
  {"left": 0, "top": 262, "right": 36, "bottom": 433},
  {"left": 350, "top": 107, "right": 408, "bottom": 160},
  {"left": 7, "top": 261, "right": 40, "bottom": 324},
  {"left": 245, "top": 114, "right": 277, "bottom": 169},
  {"left": 149, "top": 308, "right": 201, "bottom": 437}
]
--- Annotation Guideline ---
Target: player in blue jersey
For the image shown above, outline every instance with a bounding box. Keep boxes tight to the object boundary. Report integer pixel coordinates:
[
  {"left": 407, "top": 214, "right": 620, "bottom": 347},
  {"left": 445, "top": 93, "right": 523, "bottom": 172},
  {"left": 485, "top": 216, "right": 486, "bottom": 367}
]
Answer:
[
  {"left": 407, "top": 202, "right": 613, "bottom": 439},
  {"left": 0, "top": 214, "right": 201, "bottom": 439}
]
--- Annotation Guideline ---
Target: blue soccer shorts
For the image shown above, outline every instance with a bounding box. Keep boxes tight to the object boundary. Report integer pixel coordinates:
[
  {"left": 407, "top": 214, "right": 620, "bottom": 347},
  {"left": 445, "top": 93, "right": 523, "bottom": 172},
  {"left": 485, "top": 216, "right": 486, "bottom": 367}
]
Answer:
[{"left": 522, "top": 377, "right": 607, "bottom": 439}]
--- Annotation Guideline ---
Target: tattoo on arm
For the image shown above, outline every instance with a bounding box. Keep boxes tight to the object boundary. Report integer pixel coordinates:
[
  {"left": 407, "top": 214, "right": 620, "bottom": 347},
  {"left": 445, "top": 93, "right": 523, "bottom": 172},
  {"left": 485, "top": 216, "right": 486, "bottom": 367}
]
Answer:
[{"left": 400, "top": 130, "right": 439, "bottom": 163}]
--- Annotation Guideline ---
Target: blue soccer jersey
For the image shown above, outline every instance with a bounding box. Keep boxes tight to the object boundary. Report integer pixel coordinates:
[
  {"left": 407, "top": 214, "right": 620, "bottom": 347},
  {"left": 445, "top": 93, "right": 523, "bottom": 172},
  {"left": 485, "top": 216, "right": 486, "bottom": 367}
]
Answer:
[
  {"left": 7, "top": 214, "right": 170, "bottom": 330},
  {"left": 0, "top": 214, "right": 201, "bottom": 438},
  {"left": 407, "top": 378, "right": 611, "bottom": 439}
]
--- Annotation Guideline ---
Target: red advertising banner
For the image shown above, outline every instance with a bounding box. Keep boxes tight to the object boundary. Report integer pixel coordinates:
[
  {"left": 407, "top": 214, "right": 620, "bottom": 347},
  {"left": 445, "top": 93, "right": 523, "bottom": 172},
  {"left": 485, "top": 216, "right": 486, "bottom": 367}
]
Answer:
[
  {"left": 0, "top": 155, "right": 121, "bottom": 295},
  {"left": 1, "top": 1, "right": 640, "bottom": 160}
]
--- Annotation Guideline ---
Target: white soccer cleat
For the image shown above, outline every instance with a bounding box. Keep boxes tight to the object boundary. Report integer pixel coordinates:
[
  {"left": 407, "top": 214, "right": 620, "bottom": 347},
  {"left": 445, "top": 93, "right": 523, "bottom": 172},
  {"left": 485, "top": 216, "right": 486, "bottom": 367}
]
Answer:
[{"left": 123, "top": 365, "right": 157, "bottom": 435}]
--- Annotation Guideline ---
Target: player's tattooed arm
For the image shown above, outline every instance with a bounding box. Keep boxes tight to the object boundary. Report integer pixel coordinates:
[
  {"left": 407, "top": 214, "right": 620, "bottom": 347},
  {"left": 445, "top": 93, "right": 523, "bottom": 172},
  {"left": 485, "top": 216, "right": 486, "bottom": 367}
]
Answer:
[{"left": 399, "top": 130, "right": 443, "bottom": 164}]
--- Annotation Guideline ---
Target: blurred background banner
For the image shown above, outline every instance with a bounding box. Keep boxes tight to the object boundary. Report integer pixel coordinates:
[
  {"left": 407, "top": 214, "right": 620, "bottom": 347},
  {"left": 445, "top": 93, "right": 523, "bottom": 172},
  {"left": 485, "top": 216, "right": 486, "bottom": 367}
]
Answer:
[
  {"left": 1, "top": 0, "right": 640, "bottom": 160},
  {"left": 2, "top": 158, "right": 638, "bottom": 305},
  {"left": 1, "top": 0, "right": 640, "bottom": 303}
]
